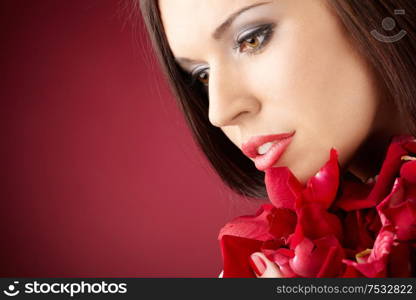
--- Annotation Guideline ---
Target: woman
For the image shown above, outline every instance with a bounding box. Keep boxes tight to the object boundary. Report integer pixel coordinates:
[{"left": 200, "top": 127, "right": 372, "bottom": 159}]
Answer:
[{"left": 135, "top": 0, "right": 416, "bottom": 277}]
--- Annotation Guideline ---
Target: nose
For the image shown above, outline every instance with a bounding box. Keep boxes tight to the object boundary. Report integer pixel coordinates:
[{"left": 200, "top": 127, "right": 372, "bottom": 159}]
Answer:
[{"left": 207, "top": 61, "right": 260, "bottom": 128}]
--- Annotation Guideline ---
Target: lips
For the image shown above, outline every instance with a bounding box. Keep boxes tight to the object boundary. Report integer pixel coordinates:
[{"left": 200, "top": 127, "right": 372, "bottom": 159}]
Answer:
[{"left": 241, "top": 131, "right": 295, "bottom": 171}]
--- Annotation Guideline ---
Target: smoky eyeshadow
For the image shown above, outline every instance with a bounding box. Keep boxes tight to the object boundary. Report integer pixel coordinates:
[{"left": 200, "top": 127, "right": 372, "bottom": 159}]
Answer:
[{"left": 235, "top": 23, "right": 275, "bottom": 44}]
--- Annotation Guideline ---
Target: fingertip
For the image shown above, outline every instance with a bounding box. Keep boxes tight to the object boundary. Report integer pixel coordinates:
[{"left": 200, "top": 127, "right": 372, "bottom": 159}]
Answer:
[
  {"left": 249, "top": 252, "right": 267, "bottom": 277},
  {"left": 250, "top": 252, "right": 283, "bottom": 278}
]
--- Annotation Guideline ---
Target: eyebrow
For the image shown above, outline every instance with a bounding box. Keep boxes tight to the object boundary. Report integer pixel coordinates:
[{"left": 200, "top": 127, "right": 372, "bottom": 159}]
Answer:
[
  {"left": 175, "top": 1, "right": 272, "bottom": 68},
  {"left": 212, "top": 1, "right": 272, "bottom": 40}
]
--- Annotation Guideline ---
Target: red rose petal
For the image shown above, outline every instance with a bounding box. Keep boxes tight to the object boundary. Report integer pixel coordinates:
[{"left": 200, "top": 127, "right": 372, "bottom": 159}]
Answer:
[
  {"left": 265, "top": 167, "right": 302, "bottom": 210},
  {"left": 316, "top": 241, "right": 345, "bottom": 278},
  {"left": 400, "top": 160, "right": 416, "bottom": 184},
  {"left": 402, "top": 138, "right": 416, "bottom": 154},
  {"left": 366, "top": 137, "right": 408, "bottom": 205},
  {"left": 334, "top": 180, "right": 375, "bottom": 211},
  {"left": 342, "top": 210, "right": 377, "bottom": 252},
  {"left": 268, "top": 208, "right": 297, "bottom": 239},
  {"left": 302, "top": 148, "right": 340, "bottom": 209},
  {"left": 218, "top": 135, "right": 416, "bottom": 278},
  {"left": 296, "top": 203, "right": 343, "bottom": 242},
  {"left": 220, "top": 235, "right": 263, "bottom": 278},
  {"left": 218, "top": 204, "right": 276, "bottom": 241},
  {"left": 342, "top": 228, "right": 395, "bottom": 277},
  {"left": 377, "top": 178, "right": 416, "bottom": 241},
  {"left": 388, "top": 242, "right": 413, "bottom": 277},
  {"left": 342, "top": 265, "right": 365, "bottom": 277},
  {"left": 289, "top": 236, "right": 344, "bottom": 277}
]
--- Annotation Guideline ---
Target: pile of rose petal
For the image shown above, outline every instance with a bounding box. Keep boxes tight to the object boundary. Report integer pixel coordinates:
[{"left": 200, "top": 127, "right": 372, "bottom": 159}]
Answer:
[{"left": 218, "top": 135, "right": 416, "bottom": 277}]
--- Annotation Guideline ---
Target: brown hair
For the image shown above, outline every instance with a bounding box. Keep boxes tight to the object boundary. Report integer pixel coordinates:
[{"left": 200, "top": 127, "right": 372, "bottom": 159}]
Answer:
[{"left": 129, "top": 0, "right": 416, "bottom": 199}]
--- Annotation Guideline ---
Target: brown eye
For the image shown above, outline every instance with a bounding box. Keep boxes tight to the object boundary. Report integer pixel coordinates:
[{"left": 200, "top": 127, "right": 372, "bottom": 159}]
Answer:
[
  {"left": 197, "top": 71, "right": 209, "bottom": 85},
  {"left": 235, "top": 24, "right": 275, "bottom": 54},
  {"left": 240, "top": 36, "right": 261, "bottom": 52}
]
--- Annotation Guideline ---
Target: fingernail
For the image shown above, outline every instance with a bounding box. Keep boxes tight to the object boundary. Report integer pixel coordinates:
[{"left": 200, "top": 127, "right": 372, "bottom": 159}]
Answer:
[{"left": 249, "top": 254, "right": 267, "bottom": 276}]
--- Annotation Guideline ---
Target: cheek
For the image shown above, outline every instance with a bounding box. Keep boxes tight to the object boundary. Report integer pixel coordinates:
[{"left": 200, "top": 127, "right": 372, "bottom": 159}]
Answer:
[
  {"left": 241, "top": 7, "right": 380, "bottom": 178},
  {"left": 221, "top": 126, "right": 241, "bottom": 148},
  {"left": 292, "top": 34, "right": 380, "bottom": 167}
]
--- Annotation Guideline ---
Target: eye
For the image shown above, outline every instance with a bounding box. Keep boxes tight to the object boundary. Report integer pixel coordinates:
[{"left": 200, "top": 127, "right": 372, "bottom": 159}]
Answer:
[
  {"left": 188, "top": 24, "right": 275, "bottom": 87},
  {"left": 235, "top": 24, "right": 275, "bottom": 54},
  {"left": 196, "top": 70, "right": 209, "bottom": 85},
  {"left": 191, "top": 67, "right": 210, "bottom": 87}
]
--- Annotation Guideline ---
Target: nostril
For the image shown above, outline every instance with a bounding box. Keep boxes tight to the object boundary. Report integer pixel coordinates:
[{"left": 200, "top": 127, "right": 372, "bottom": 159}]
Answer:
[
  {"left": 232, "top": 111, "right": 249, "bottom": 121},
  {"left": 210, "top": 112, "right": 245, "bottom": 128}
]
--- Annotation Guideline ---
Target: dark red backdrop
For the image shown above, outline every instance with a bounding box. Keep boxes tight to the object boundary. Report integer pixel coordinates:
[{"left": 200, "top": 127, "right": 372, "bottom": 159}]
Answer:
[{"left": 0, "top": 0, "right": 266, "bottom": 277}]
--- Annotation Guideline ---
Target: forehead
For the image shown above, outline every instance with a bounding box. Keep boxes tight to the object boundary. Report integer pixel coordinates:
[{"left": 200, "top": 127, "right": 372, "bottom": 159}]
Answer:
[{"left": 158, "top": 0, "right": 264, "bottom": 58}]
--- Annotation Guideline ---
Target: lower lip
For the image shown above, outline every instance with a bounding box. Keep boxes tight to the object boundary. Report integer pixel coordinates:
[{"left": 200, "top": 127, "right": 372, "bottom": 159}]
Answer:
[{"left": 253, "top": 136, "right": 294, "bottom": 171}]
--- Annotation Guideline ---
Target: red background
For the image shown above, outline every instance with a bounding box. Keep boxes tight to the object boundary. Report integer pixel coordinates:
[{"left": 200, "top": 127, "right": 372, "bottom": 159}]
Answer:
[{"left": 0, "top": 0, "right": 266, "bottom": 277}]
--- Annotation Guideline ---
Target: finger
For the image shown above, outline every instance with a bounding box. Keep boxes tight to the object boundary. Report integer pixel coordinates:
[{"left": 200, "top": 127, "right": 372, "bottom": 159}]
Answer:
[
  {"left": 218, "top": 270, "right": 223, "bottom": 278},
  {"left": 249, "top": 252, "right": 283, "bottom": 278}
]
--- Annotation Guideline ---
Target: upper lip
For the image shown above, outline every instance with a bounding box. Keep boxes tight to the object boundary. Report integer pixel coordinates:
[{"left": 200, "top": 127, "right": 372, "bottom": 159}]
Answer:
[{"left": 241, "top": 131, "right": 296, "bottom": 158}]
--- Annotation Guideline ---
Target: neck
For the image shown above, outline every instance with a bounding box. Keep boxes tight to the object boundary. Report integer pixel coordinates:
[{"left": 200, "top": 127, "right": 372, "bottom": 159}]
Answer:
[
  {"left": 344, "top": 132, "right": 393, "bottom": 183},
  {"left": 344, "top": 101, "right": 412, "bottom": 183}
]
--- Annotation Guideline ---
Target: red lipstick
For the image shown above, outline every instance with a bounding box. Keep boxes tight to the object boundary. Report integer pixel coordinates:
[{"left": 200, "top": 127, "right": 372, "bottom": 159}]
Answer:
[{"left": 241, "top": 131, "right": 295, "bottom": 171}]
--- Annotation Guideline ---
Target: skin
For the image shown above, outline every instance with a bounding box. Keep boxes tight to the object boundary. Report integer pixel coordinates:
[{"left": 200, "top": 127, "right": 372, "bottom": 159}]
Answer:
[{"left": 159, "top": 0, "right": 411, "bottom": 277}]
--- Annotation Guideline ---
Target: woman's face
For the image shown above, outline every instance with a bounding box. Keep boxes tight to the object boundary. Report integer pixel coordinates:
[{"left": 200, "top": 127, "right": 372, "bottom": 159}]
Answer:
[{"left": 159, "top": 0, "right": 392, "bottom": 184}]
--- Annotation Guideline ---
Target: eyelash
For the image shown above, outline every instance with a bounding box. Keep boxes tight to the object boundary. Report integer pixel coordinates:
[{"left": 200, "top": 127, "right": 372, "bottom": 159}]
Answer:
[
  {"left": 234, "top": 24, "right": 275, "bottom": 54},
  {"left": 190, "top": 24, "right": 275, "bottom": 87}
]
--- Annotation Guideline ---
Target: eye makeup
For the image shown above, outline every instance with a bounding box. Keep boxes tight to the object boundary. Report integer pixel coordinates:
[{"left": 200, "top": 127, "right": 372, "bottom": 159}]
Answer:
[
  {"left": 233, "top": 23, "right": 276, "bottom": 54},
  {"left": 190, "top": 66, "right": 210, "bottom": 86},
  {"left": 188, "top": 22, "right": 277, "bottom": 86}
]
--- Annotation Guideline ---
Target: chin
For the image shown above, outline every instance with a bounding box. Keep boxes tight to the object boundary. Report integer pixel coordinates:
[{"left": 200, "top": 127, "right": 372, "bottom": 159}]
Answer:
[{"left": 283, "top": 154, "right": 328, "bottom": 186}]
